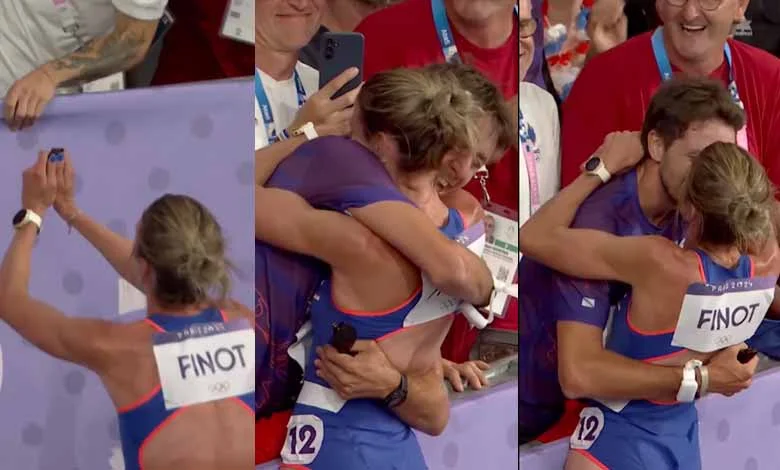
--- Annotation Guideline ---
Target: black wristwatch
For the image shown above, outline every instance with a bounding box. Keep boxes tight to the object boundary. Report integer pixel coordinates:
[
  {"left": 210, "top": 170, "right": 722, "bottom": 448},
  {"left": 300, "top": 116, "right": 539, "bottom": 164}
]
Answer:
[{"left": 383, "top": 374, "right": 408, "bottom": 408}]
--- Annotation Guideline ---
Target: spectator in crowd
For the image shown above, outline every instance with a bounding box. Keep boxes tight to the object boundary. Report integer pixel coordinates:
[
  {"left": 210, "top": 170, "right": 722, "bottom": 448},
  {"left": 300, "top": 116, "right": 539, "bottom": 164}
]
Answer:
[
  {"left": 254, "top": 0, "right": 356, "bottom": 150},
  {"left": 543, "top": 0, "right": 628, "bottom": 99},
  {"left": 355, "top": 0, "right": 520, "bottom": 363},
  {"left": 1, "top": 0, "right": 168, "bottom": 130},
  {"left": 152, "top": 0, "right": 254, "bottom": 85},
  {"left": 298, "top": 0, "right": 401, "bottom": 70},
  {"left": 733, "top": 0, "right": 780, "bottom": 57},
  {"left": 560, "top": 0, "right": 780, "bottom": 187},
  {"left": 519, "top": 0, "right": 561, "bottom": 226},
  {"left": 518, "top": 78, "right": 769, "bottom": 445}
]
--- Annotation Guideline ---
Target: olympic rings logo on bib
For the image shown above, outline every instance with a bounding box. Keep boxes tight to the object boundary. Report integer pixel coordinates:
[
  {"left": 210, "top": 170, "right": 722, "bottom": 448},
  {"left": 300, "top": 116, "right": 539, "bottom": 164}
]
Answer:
[
  {"left": 281, "top": 414, "right": 325, "bottom": 465},
  {"left": 570, "top": 407, "right": 605, "bottom": 450}
]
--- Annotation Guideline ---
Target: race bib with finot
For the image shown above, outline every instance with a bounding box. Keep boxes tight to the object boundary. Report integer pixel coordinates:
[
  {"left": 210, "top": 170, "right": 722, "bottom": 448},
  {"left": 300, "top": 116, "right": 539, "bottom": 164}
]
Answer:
[
  {"left": 672, "top": 277, "right": 775, "bottom": 353},
  {"left": 281, "top": 414, "right": 325, "bottom": 465},
  {"left": 570, "top": 407, "right": 605, "bottom": 450},
  {"left": 153, "top": 318, "right": 254, "bottom": 410}
]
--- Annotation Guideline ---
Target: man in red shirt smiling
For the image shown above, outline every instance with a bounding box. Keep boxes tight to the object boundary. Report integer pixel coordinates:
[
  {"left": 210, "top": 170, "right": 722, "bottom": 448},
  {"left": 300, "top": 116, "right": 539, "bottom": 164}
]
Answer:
[
  {"left": 561, "top": 0, "right": 780, "bottom": 188},
  {"left": 356, "top": 0, "right": 520, "bottom": 361}
]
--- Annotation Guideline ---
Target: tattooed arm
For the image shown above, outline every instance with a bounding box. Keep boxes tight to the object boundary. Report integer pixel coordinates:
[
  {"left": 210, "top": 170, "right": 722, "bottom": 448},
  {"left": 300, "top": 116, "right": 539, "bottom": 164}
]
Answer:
[
  {"left": 44, "top": 10, "right": 158, "bottom": 87},
  {"left": 3, "top": 10, "right": 158, "bottom": 130}
]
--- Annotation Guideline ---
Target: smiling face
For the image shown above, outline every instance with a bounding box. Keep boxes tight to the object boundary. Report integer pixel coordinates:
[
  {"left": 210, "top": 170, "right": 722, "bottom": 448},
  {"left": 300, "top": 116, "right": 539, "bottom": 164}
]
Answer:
[
  {"left": 255, "top": 0, "right": 325, "bottom": 52},
  {"left": 656, "top": 0, "right": 748, "bottom": 66}
]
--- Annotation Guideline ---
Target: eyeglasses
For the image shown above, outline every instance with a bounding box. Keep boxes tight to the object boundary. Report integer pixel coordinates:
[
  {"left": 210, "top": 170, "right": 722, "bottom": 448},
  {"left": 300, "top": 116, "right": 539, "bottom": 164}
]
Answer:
[
  {"left": 519, "top": 18, "right": 537, "bottom": 39},
  {"left": 664, "top": 0, "right": 724, "bottom": 12}
]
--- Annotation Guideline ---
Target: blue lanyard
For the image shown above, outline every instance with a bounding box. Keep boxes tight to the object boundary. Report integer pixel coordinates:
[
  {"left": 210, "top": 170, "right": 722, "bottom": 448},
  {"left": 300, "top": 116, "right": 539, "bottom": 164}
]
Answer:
[
  {"left": 651, "top": 27, "right": 743, "bottom": 110},
  {"left": 254, "top": 68, "right": 307, "bottom": 144},
  {"left": 430, "top": 0, "right": 537, "bottom": 155},
  {"left": 430, "top": 0, "right": 518, "bottom": 64}
]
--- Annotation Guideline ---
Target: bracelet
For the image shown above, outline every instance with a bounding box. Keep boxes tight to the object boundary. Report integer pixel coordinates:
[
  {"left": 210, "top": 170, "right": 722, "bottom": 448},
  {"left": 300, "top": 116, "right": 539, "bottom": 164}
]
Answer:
[
  {"left": 65, "top": 209, "right": 81, "bottom": 234},
  {"left": 699, "top": 365, "right": 709, "bottom": 396}
]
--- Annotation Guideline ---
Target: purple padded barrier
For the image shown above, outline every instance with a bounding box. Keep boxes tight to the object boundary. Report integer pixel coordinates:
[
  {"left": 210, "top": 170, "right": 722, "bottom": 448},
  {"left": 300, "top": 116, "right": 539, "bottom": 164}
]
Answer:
[
  {"left": 519, "top": 367, "right": 780, "bottom": 469},
  {"left": 0, "top": 79, "right": 253, "bottom": 470},
  {"left": 257, "top": 381, "right": 519, "bottom": 469}
]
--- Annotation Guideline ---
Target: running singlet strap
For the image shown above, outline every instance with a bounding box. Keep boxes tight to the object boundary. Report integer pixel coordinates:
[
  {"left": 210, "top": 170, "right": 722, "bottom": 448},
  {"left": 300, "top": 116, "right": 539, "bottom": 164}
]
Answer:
[
  {"left": 255, "top": 68, "right": 307, "bottom": 144},
  {"left": 651, "top": 27, "right": 749, "bottom": 150}
]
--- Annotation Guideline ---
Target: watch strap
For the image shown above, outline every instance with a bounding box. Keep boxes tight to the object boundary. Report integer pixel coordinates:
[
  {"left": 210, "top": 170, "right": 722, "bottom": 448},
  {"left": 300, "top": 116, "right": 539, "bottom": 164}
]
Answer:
[
  {"left": 586, "top": 159, "right": 612, "bottom": 183},
  {"left": 383, "top": 374, "right": 408, "bottom": 408},
  {"left": 14, "top": 209, "right": 42, "bottom": 234},
  {"left": 676, "top": 359, "right": 702, "bottom": 402},
  {"left": 292, "top": 122, "right": 318, "bottom": 141}
]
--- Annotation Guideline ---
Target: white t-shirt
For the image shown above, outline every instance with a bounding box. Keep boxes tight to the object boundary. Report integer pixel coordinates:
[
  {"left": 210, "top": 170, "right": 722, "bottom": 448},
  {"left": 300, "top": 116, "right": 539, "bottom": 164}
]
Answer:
[
  {"left": 0, "top": 0, "right": 167, "bottom": 97},
  {"left": 518, "top": 81, "right": 560, "bottom": 228},
  {"left": 254, "top": 61, "right": 319, "bottom": 150}
]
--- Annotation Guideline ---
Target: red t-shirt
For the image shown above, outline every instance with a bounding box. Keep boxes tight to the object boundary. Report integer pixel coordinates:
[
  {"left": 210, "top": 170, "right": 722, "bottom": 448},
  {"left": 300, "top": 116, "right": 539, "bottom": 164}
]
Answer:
[
  {"left": 561, "top": 31, "right": 780, "bottom": 187},
  {"left": 152, "top": 0, "right": 253, "bottom": 85},
  {"left": 356, "top": 0, "right": 520, "bottom": 361}
]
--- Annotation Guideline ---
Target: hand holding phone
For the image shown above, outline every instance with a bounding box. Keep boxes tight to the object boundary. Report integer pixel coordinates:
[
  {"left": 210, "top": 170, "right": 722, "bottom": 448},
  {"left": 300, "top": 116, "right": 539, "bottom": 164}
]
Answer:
[
  {"left": 737, "top": 347, "right": 758, "bottom": 364},
  {"left": 288, "top": 68, "right": 361, "bottom": 138}
]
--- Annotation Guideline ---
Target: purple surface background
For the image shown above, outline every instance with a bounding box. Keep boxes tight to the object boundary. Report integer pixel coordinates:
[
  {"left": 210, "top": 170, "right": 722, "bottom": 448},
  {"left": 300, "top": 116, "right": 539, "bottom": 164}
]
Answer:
[
  {"left": 520, "top": 367, "right": 780, "bottom": 469},
  {"left": 0, "top": 79, "right": 253, "bottom": 469},
  {"left": 257, "top": 381, "right": 519, "bottom": 470}
]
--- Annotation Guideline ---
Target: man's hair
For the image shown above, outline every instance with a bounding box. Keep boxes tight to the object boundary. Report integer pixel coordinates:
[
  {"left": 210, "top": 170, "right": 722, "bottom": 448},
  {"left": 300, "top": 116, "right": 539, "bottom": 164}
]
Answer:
[{"left": 640, "top": 77, "right": 746, "bottom": 152}]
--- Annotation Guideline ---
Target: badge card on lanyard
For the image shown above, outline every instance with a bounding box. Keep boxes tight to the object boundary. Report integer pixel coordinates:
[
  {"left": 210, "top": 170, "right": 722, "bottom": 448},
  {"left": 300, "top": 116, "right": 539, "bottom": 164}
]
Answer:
[
  {"left": 430, "top": 0, "right": 522, "bottom": 317},
  {"left": 651, "top": 27, "right": 749, "bottom": 151},
  {"left": 475, "top": 165, "right": 519, "bottom": 318},
  {"left": 221, "top": 0, "right": 254, "bottom": 45}
]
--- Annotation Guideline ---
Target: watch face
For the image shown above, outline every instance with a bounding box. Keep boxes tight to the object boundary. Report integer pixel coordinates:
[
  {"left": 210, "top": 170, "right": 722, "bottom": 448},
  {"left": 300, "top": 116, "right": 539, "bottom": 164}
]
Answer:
[
  {"left": 585, "top": 157, "right": 601, "bottom": 172},
  {"left": 12, "top": 209, "right": 26, "bottom": 225}
]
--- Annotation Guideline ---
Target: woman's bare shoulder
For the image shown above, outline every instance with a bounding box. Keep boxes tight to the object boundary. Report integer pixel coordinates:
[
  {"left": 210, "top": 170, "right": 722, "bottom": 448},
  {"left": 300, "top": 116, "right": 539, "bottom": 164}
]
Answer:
[
  {"left": 217, "top": 299, "right": 255, "bottom": 326},
  {"left": 441, "top": 189, "right": 483, "bottom": 226}
]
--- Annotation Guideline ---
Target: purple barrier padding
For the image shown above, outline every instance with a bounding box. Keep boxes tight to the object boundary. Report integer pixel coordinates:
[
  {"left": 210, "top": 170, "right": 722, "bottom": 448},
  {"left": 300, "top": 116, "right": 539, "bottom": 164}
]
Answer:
[
  {"left": 519, "top": 367, "right": 780, "bottom": 469},
  {"left": 0, "top": 80, "right": 253, "bottom": 470},
  {"left": 257, "top": 380, "right": 519, "bottom": 470}
]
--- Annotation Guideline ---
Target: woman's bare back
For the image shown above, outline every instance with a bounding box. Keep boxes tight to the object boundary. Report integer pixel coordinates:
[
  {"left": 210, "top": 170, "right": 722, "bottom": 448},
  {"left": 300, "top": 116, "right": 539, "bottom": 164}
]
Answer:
[
  {"left": 629, "top": 239, "right": 780, "bottom": 367},
  {"left": 99, "top": 305, "right": 254, "bottom": 470},
  {"left": 332, "top": 189, "right": 482, "bottom": 375}
]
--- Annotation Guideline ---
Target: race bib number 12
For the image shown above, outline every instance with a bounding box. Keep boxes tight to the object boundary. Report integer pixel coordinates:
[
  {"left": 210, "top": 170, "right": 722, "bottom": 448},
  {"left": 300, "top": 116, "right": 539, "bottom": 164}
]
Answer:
[
  {"left": 570, "top": 407, "right": 605, "bottom": 450},
  {"left": 153, "top": 318, "right": 254, "bottom": 409}
]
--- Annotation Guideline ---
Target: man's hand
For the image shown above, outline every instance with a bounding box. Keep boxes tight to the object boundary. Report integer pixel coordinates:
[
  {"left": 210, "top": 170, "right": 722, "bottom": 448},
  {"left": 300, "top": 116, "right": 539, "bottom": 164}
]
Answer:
[
  {"left": 585, "top": 131, "right": 643, "bottom": 175},
  {"left": 4, "top": 66, "right": 57, "bottom": 131},
  {"left": 706, "top": 343, "right": 759, "bottom": 397},
  {"left": 443, "top": 358, "right": 489, "bottom": 392},
  {"left": 587, "top": 0, "right": 627, "bottom": 56},
  {"left": 315, "top": 340, "right": 401, "bottom": 400},
  {"left": 288, "top": 67, "right": 362, "bottom": 138}
]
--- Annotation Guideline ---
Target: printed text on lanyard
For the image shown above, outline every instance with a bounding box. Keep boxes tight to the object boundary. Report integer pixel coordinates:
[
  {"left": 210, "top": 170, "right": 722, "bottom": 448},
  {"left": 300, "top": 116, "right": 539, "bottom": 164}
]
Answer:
[{"left": 254, "top": 69, "right": 307, "bottom": 145}]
